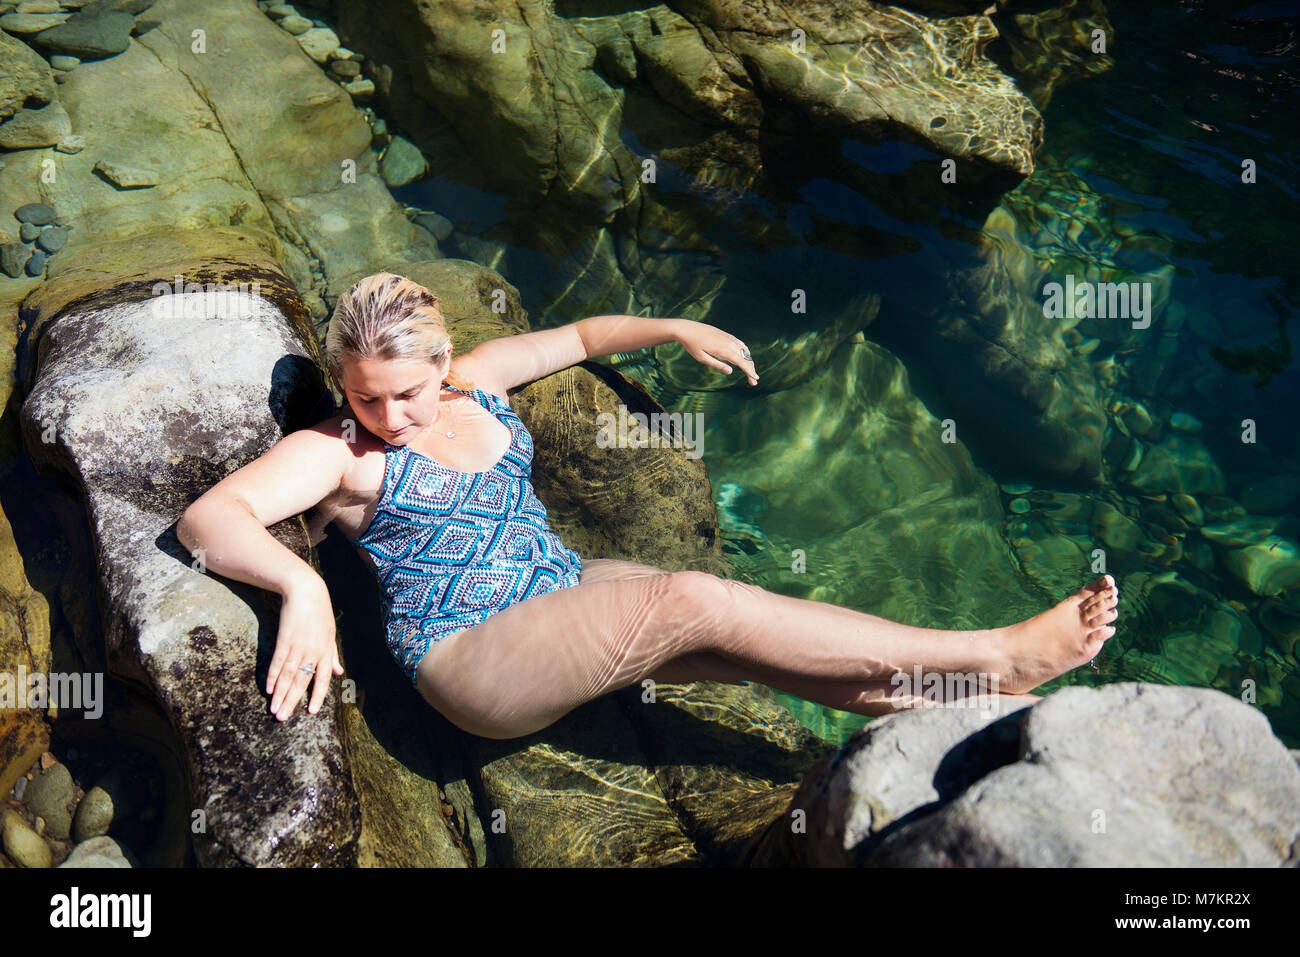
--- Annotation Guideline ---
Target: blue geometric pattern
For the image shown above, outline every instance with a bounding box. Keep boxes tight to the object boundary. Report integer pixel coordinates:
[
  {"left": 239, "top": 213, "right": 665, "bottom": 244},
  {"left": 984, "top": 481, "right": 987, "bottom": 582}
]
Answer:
[{"left": 355, "top": 384, "right": 583, "bottom": 685}]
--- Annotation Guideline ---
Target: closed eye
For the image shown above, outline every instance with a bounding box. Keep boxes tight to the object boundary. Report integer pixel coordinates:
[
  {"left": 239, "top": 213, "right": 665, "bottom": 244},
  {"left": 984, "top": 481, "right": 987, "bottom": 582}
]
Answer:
[{"left": 359, "top": 392, "right": 418, "bottom": 403}]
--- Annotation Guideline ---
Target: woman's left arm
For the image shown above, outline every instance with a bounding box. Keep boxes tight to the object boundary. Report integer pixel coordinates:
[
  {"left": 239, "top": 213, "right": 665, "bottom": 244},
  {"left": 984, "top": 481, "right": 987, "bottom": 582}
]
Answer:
[{"left": 577, "top": 314, "right": 760, "bottom": 386}]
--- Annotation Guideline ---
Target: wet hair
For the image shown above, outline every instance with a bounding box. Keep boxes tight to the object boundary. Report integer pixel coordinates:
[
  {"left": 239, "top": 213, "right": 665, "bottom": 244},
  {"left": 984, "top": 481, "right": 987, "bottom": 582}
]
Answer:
[{"left": 324, "top": 272, "right": 474, "bottom": 396}]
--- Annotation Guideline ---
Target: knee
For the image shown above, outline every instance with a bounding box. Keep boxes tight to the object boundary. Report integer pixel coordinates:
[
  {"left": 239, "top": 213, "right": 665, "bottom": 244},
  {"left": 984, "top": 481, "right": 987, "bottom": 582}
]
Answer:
[{"left": 663, "top": 570, "right": 738, "bottom": 618}]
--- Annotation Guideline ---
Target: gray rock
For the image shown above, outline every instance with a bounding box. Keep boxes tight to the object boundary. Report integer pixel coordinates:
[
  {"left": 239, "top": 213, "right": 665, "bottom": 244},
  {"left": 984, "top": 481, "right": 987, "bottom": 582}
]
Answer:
[
  {"left": 20, "top": 222, "right": 41, "bottom": 242},
  {"left": 0, "top": 12, "right": 71, "bottom": 34},
  {"left": 1, "top": 22, "right": 58, "bottom": 120},
  {"left": 0, "top": 98, "right": 73, "bottom": 148},
  {"left": 414, "top": 211, "right": 453, "bottom": 242},
  {"left": 18, "top": 243, "right": 357, "bottom": 867},
  {"left": 779, "top": 698, "right": 1036, "bottom": 866},
  {"left": 864, "top": 684, "right": 1300, "bottom": 866},
  {"left": 49, "top": 54, "right": 82, "bottom": 70},
  {"left": 0, "top": 242, "right": 30, "bottom": 278},
  {"left": 24, "top": 248, "right": 47, "bottom": 275},
  {"left": 279, "top": 13, "right": 311, "bottom": 35},
  {"left": 379, "top": 135, "right": 426, "bottom": 187},
  {"left": 36, "top": 225, "right": 71, "bottom": 253},
  {"left": 54, "top": 133, "right": 85, "bottom": 153},
  {"left": 72, "top": 785, "right": 114, "bottom": 841},
  {"left": 329, "top": 58, "right": 360, "bottom": 79},
  {"left": 22, "top": 761, "right": 75, "bottom": 840},
  {"left": 342, "top": 76, "right": 374, "bottom": 102},
  {"left": 28, "top": 8, "right": 136, "bottom": 59},
  {"left": 91, "top": 159, "right": 159, "bottom": 188},
  {"left": 88, "top": 766, "right": 146, "bottom": 823},
  {"left": 58, "top": 835, "right": 133, "bottom": 867},
  {"left": 1, "top": 809, "right": 51, "bottom": 867},
  {"left": 295, "top": 25, "right": 339, "bottom": 62}
]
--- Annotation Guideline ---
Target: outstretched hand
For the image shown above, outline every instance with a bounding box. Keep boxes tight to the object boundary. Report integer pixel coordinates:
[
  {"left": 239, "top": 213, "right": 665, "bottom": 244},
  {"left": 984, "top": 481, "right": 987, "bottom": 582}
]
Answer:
[{"left": 677, "top": 322, "right": 760, "bottom": 386}]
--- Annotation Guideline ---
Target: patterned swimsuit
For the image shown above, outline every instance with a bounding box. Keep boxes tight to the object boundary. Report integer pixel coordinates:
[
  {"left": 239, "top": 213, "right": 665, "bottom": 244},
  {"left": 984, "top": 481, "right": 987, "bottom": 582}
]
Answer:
[{"left": 354, "top": 384, "right": 584, "bottom": 685}]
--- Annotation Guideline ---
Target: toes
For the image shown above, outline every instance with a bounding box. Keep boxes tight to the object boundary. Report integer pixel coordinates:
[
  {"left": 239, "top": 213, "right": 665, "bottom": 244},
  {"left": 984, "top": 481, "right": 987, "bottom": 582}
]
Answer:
[{"left": 1088, "top": 607, "right": 1119, "bottom": 627}]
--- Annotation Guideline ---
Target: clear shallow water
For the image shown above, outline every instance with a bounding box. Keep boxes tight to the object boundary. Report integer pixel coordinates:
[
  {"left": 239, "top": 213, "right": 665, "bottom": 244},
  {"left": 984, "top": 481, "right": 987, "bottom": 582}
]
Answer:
[{"left": 397, "top": 1, "right": 1300, "bottom": 747}]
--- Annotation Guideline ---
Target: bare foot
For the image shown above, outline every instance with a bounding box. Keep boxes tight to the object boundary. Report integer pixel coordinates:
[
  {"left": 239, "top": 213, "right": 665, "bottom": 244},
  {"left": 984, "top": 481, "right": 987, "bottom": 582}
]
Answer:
[{"left": 995, "top": 576, "right": 1119, "bottom": 695}]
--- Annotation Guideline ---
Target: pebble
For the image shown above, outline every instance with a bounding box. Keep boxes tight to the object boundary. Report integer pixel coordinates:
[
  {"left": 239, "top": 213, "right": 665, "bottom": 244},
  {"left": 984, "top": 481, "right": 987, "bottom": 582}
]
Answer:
[
  {"left": 72, "top": 785, "right": 113, "bottom": 841},
  {"left": 330, "top": 58, "right": 360, "bottom": 78},
  {"left": 14, "top": 201, "right": 56, "bottom": 225},
  {"left": 25, "top": 249, "right": 47, "bottom": 276},
  {"left": 1122, "top": 401, "right": 1155, "bottom": 437},
  {"left": 49, "top": 54, "right": 80, "bottom": 70},
  {"left": 54, "top": 134, "right": 85, "bottom": 153},
  {"left": 1009, "top": 497, "right": 1031, "bottom": 514},
  {"left": 1, "top": 809, "right": 51, "bottom": 868},
  {"left": 19, "top": 222, "right": 41, "bottom": 242},
  {"left": 1169, "top": 411, "right": 1203, "bottom": 433},
  {"left": 22, "top": 761, "right": 75, "bottom": 840},
  {"left": 279, "top": 13, "right": 311, "bottom": 34},
  {"left": 36, "top": 225, "right": 70, "bottom": 252},
  {"left": 343, "top": 77, "right": 374, "bottom": 102},
  {"left": 18, "top": 1, "right": 62, "bottom": 12},
  {"left": 1171, "top": 493, "right": 1205, "bottom": 526}
]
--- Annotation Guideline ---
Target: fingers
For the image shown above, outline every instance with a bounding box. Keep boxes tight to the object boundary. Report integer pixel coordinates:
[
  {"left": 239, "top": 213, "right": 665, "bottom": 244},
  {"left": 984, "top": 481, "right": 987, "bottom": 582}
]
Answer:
[
  {"left": 276, "top": 658, "right": 314, "bottom": 721},
  {"left": 705, "top": 349, "right": 760, "bottom": 385},
  {"left": 270, "top": 651, "right": 340, "bottom": 721},
  {"left": 308, "top": 659, "right": 331, "bottom": 715}
]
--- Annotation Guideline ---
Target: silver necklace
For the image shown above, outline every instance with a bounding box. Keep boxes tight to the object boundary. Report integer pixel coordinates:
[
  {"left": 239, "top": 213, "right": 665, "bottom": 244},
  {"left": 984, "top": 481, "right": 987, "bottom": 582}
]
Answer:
[{"left": 438, "top": 390, "right": 458, "bottom": 439}]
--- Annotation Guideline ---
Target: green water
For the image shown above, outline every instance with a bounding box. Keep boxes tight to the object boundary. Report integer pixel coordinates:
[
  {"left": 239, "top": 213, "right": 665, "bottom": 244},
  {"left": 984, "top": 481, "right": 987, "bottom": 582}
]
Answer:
[{"left": 396, "top": 1, "right": 1300, "bottom": 747}]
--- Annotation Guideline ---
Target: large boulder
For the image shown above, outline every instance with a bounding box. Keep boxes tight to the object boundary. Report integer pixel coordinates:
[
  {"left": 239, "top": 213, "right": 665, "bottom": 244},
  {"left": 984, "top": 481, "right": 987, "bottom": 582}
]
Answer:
[
  {"left": 16, "top": 230, "right": 357, "bottom": 866},
  {"left": 756, "top": 683, "right": 1300, "bottom": 866}
]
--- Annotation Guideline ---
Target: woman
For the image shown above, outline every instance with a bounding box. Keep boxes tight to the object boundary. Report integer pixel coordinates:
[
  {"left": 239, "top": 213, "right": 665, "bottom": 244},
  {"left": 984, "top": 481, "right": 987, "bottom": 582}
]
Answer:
[{"left": 177, "top": 272, "right": 1119, "bottom": 739}]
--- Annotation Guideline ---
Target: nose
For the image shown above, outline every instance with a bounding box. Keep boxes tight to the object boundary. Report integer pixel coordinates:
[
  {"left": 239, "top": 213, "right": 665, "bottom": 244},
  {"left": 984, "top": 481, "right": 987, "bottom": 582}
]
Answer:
[{"left": 377, "top": 402, "right": 404, "bottom": 431}]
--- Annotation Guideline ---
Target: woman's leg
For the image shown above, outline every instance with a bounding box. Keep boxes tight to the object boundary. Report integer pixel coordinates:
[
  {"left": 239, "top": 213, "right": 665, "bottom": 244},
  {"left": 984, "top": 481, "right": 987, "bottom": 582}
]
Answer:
[
  {"left": 415, "top": 564, "right": 1117, "bottom": 739},
  {"left": 578, "top": 560, "right": 1041, "bottom": 711}
]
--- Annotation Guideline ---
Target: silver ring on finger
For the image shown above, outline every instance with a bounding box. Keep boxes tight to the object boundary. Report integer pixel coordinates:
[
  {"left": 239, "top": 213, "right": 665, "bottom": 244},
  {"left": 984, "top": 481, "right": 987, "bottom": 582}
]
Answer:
[
  {"left": 739, "top": 346, "right": 751, "bottom": 360},
  {"left": 298, "top": 662, "right": 316, "bottom": 675}
]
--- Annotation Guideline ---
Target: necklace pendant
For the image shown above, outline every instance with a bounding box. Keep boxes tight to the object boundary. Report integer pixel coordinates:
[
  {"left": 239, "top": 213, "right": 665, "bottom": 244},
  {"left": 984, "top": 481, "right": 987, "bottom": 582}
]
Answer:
[{"left": 446, "top": 430, "right": 456, "bottom": 439}]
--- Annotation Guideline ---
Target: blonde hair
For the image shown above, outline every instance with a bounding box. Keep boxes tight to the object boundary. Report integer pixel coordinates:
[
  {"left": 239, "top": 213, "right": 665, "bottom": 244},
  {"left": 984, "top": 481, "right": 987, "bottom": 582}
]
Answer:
[{"left": 325, "top": 272, "right": 474, "bottom": 396}]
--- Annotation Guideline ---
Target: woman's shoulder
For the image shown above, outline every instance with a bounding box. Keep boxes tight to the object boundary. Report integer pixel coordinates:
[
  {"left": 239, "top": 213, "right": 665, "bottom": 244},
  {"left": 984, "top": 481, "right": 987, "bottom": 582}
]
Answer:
[{"left": 450, "top": 354, "right": 512, "bottom": 406}]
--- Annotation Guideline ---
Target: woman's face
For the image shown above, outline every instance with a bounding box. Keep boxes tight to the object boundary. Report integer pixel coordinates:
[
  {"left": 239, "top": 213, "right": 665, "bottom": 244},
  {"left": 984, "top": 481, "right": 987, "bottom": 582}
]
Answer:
[{"left": 339, "top": 350, "right": 451, "bottom": 444}]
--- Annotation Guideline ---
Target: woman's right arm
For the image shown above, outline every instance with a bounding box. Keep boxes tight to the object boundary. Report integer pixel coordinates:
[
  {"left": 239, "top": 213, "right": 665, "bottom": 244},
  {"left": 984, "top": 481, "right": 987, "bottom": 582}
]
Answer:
[{"left": 176, "top": 425, "right": 352, "bottom": 721}]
